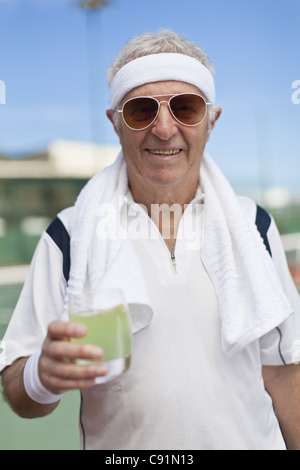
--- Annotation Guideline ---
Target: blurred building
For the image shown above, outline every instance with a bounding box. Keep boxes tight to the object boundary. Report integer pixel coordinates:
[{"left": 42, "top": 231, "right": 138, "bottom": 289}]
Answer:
[
  {"left": 0, "top": 140, "right": 119, "bottom": 265},
  {"left": 0, "top": 140, "right": 119, "bottom": 179}
]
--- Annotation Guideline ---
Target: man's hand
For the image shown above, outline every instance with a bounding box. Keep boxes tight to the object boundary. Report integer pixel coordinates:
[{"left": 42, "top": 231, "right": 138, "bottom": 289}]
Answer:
[
  {"left": 0, "top": 320, "right": 109, "bottom": 419},
  {"left": 39, "top": 321, "right": 108, "bottom": 395},
  {"left": 263, "top": 364, "right": 300, "bottom": 450}
]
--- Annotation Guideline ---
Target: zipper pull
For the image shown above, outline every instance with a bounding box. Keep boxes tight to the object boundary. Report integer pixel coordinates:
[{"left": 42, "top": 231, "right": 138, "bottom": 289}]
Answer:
[{"left": 171, "top": 253, "right": 177, "bottom": 274}]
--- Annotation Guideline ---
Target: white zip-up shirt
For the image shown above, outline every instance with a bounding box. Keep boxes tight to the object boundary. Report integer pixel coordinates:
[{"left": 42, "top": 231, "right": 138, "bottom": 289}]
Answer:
[{"left": 1, "top": 193, "right": 300, "bottom": 450}]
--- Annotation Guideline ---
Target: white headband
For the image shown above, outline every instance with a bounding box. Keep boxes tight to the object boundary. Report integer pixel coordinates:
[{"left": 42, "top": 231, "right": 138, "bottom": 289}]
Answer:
[{"left": 110, "top": 53, "right": 216, "bottom": 109}]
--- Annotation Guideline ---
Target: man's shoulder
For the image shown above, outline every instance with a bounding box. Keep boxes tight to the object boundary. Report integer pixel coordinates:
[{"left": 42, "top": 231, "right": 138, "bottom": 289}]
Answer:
[
  {"left": 238, "top": 195, "right": 273, "bottom": 256},
  {"left": 237, "top": 195, "right": 257, "bottom": 221},
  {"left": 56, "top": 206, "right": 74, "bottom": 233},
  {"left": 45, "top": 207, "right": 73, "bottom": 282}
]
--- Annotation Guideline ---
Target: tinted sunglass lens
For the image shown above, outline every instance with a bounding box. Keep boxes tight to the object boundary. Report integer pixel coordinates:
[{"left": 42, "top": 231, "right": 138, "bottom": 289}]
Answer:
[
  {"left": 123, "top": 97, "right": 158, "bottom": 129},
  {"left": 170, "top": 94, "right": 206, "bottom": 125}
]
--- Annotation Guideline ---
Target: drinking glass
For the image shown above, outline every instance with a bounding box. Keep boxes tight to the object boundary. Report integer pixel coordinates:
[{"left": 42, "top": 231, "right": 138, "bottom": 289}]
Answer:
[{"left": 68, "top": 288, "right": 132, "bottom": 383}]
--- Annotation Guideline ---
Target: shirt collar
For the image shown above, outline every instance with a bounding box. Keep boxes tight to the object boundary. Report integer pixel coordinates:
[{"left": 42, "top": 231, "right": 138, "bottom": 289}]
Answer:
[{"left": 124, "top": 186, "right": 205, "bottom": 207}]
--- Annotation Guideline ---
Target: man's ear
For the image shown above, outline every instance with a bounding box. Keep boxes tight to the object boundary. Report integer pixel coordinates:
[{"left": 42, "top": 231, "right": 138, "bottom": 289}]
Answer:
[
  {"left": 106, "top": 109, "right": 121, "bottom": 137},
  {"left": 206, "top": 107, "right": 222, "bottom": 142}
]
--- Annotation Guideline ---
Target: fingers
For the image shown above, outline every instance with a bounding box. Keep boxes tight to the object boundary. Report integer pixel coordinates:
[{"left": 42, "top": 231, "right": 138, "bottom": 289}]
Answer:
[
  {"left": 47, "top": 320, "right": 87, "bottom": 340},
  {"left": 45, "top": 321, "right": 104, "bottom": 362},
  {"left": 47, "top": 338, "right": 103, "bottom": 362},
  {"left": 39, "top": 355, "right": 108, "bottom": 394},
  {"left": 39, "top": 321, "right": 108, "bottom": 394}
]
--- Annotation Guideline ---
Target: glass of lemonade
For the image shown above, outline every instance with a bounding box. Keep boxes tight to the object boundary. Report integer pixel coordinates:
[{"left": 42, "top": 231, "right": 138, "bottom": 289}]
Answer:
[{"left": 68, "top": 288, "right": 132, "bottom": 383}]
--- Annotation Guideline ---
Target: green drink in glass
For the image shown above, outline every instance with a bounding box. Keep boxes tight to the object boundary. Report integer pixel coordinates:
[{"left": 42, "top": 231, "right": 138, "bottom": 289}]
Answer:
[{"left": 69, "top": 289, "right": 132, "bottom": 383}]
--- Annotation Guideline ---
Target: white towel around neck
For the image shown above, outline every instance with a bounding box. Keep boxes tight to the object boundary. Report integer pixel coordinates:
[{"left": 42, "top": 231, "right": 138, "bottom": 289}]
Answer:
[
  {"left": 66, "top": 150, "right": 294, "bottom": 356},
  {"left": 200, "top": 153, "right": 293, "bottom": 356},
  {"left": 66, "top": 152, "right": 153, "bottom": 334}
]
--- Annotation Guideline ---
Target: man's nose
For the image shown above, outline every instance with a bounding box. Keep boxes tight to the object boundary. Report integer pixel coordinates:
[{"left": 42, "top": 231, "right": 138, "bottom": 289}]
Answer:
[{"left": 151, "top": 102, "right": 179, "bottom": 140}]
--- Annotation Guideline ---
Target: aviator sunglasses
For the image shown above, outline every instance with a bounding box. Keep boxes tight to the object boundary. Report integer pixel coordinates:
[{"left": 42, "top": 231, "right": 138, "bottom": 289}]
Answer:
[{"left": 117, "top": 93, "right": 211, "bottom": 131}]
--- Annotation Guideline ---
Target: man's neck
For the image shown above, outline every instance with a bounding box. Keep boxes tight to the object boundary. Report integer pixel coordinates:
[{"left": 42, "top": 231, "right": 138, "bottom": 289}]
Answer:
[
  {"left": 129, "top": 170, "right": 199, "bottom": 208},
  {"left": 129, "top": 177, "right": 199, "bottom": 253}
]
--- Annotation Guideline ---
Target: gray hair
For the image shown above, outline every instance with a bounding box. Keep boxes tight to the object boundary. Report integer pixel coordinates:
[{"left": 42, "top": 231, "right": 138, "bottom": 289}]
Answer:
[{"left": 107, "top": 30, "right": 216, "bottom": 129}]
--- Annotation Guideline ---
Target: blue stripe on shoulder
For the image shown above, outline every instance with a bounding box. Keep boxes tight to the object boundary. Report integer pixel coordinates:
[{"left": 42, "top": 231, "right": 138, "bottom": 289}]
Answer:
[
  {"left": 255, "top": 205, "right": 272, "bottom": 257},
  {"left": 46, "top": 217, "right": 70, "bottom": 282},
  {"left": 255, "top": 206, "right": 287, "bottom": 365}
]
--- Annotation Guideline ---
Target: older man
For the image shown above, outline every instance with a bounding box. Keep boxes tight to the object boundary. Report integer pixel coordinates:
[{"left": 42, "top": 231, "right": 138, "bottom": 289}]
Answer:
[{"left": 1, "top": 30, "right": 300, "bottom": 450}]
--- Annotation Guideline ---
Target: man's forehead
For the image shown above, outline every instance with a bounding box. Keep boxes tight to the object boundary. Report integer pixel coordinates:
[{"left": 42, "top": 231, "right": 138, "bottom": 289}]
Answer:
[
  {"left": 110, "top": 53, "right": 215, "bottom": 110},
  {"left": 121, "top": 81, "right": 203, "bottom": 104}
]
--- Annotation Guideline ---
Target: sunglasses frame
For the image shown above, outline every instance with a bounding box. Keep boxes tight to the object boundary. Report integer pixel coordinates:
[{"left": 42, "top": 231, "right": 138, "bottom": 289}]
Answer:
[{"left": 116, "top": 93, "right": 211, "bottom": 131}]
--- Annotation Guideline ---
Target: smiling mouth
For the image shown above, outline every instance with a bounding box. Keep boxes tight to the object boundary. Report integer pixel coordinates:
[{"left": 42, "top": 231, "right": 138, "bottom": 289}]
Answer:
[{"left": 147, "top": 149, "right": 182, "bottom": 156}]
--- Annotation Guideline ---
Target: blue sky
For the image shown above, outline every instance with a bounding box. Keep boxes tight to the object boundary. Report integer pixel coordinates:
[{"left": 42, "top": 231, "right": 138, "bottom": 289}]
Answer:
[{"left": 0, "top": 0, "right": 299, "bottom": 191}]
